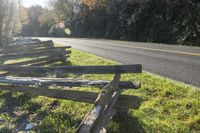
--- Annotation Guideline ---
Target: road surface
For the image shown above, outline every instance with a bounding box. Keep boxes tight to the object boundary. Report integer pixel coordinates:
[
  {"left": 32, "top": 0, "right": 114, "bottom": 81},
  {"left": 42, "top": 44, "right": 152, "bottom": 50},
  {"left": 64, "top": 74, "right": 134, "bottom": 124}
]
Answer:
[{"left": 40, "top": 38, "right": 200, "bottom": 87}]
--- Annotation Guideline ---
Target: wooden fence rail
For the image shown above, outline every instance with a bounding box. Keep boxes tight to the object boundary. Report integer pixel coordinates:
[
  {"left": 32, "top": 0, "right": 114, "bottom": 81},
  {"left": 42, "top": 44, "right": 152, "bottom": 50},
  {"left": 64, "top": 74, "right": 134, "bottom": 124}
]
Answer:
[
  {"left": 78, "top": 74, "right": 121, "bottom": 132},
  {"left": 0, "top": 76, "right": 140, "bottom": 89},
  {"left": 0, "top": 85, "right": 141, "bottom": 110},
  {"left": 0, "top": 40, "right": 54, "bottom": 52},
  {"left": 0, "top": 46, "right": 71, "bottom": 54},
  {"left": 0, "top": 64, "right": 142, "bottom": 74},
  {"left": 8, "top": 40, "right": 53, "bottom": 47},
  {"left": 0, "top": 39, "right": 143, "bottom": 133},
  {"left": 0, "top": 50, "right": 71, "bottom": 60},
  {"left": 6, "top": 55, "right": 69, "bottom": 66},
  {"left": 0, "top": 40, "right": 71, "bottom": 66}
]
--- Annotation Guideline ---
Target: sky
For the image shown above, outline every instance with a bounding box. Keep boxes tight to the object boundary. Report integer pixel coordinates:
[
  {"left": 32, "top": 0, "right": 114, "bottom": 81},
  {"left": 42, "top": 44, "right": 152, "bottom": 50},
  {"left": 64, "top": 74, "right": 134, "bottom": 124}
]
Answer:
[{"left": 22, "top": 0, "right": 49, "bottom": 7}]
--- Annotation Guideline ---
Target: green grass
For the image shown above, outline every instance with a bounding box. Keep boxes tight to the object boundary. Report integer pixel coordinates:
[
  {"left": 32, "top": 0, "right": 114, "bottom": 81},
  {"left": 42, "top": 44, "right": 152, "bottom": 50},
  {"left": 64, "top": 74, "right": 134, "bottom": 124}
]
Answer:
[{"left": 0, "top": 49, "right": 200, "bottom": 133}]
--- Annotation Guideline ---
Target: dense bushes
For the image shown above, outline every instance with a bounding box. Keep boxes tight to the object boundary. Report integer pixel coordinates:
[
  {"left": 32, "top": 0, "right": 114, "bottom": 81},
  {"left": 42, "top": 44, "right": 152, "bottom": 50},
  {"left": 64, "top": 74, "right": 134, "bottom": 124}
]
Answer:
[
  {"left": 18, "top": 0, "right": 200, "bottom": 46},
  {"left": 66, "top": 0, "right": 200, "bottom": 46}
]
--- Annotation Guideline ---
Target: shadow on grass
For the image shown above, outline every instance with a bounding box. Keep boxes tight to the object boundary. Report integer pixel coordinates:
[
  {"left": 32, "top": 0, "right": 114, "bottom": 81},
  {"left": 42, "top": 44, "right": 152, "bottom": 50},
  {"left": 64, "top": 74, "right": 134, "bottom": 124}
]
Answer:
[
  {"left": 0, "top": 91, "right": 41, "bottom": 131},
  {"left": 35, "top": 111, "right": 80, "bottom": 133},
  {"left": 108, "top": 112, "right": 145, "bottom": 133},
  {"left": 0, "top": 127, "right": 12, "bottom": 133},
  {"left": 0, "top": 91, "right": 36, "bottom": 114},
  {"left": 0, "top": 49, "right": 75, "bottom": 132},
  {"left": 0, "top": 59, "right": 72, "bottom": 77},
  {"left": 0, "top": 90, "right": 79, "bottom": 132}
]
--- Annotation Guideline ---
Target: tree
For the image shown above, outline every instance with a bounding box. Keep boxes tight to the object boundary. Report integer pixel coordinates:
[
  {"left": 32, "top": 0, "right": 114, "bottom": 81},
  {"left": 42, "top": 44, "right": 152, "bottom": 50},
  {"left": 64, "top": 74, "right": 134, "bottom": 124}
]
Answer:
[
  {"left": 38, "top": 9, "right": 57, "bottom": 36},
  {"left": 49, "top": 0, "right": 80, "bottom": 21},
  {"left": 13, "top": 0, "right": 200, "bottom": 46},
  {"left": 19, "top": 5, "right": 46, "bottom": 37},
  {"left": 14, "top": 6, "right": 29, "bottom": 35},
  {"left": 0, "top": 0, "right": 19, "bottom": 46}
]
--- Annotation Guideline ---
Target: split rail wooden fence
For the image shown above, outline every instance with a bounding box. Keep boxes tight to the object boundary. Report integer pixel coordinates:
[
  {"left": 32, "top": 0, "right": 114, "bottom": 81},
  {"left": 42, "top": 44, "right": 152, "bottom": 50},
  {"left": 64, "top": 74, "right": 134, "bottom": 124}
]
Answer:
[
  {"left": 0, "top": 40, "right": 143, "bottom": 133},
  {"left": 0, "top": 40, "right": 71, "bottom": 66}
]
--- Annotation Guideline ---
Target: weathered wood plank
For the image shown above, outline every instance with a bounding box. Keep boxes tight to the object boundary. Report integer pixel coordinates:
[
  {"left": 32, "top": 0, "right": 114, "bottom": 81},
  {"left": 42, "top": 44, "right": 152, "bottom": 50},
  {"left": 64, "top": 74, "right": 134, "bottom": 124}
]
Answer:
[
  {"left": 6, "top": 55, "right": 67, "bottom": 66},
  {"left": 0, "top": 65, "right": 142, "bottom": 74},
  {"left": 0, "top": 50, "right": 71, "bottom": 61},
  {"left": 78, "top": 74, "right": 121, "bottom": 133},
  {"left": 0, "top": 77, "right": 140, "bottom": 89},
  {"left": 0, "top": 46, "right": 52, "bottom": 54},
  {"left": 0, "top": 85, "right": 142, "bottom": 109},
  {"left": 0, "top": 46, "right": 71, "bottom": 55},
  {"left": 30, "top": 59, "right": 67, "bottom": 66},
  {"left": 1, "top": 48, "right": 70, "bottom": 58},
  {"left": 8, "top": 40, "right": 53, "bottom": 47},
  {"left": 0, "top": 40, "right": 54, "bottom": 52}
]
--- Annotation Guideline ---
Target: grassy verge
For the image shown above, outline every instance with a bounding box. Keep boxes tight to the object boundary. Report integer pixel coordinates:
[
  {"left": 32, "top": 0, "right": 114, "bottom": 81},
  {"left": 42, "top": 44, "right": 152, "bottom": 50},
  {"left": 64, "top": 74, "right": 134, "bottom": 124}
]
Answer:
[{"left": 0, "top": 49, "right": 199, "bottom": 133}]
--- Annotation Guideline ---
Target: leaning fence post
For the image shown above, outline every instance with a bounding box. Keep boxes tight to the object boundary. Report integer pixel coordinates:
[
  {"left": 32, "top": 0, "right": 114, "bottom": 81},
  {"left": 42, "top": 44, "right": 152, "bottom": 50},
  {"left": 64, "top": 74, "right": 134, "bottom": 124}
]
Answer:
[{"left": 77, "top": 74, "right": 121, "bottom": 133}]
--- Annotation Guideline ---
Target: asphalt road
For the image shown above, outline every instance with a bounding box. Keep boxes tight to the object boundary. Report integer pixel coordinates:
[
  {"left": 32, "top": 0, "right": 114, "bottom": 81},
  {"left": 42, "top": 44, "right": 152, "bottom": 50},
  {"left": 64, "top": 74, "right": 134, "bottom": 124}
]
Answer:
[{"left": 40, "top": 38, "right": 200, "bottom": 87}]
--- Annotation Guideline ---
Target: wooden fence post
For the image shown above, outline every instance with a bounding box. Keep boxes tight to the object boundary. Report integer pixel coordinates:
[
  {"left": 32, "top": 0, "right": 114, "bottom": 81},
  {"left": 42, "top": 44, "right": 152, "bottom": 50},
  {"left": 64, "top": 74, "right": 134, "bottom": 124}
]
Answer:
[{"left": 77, "top": 74, "right": 121, "bottom": 133}]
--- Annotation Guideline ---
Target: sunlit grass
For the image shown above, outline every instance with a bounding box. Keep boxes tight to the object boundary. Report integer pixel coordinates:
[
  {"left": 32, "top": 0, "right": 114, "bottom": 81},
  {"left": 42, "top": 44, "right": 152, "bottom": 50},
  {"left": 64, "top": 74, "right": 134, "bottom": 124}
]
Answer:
[
  {"left": 4, "top": 58, "right": 34, "bottom": 64},
  {"left": 0, "top": 49, "right": 199, "bottom": 132}
]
